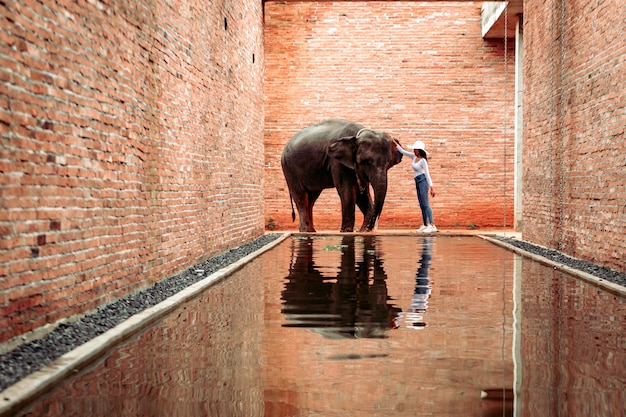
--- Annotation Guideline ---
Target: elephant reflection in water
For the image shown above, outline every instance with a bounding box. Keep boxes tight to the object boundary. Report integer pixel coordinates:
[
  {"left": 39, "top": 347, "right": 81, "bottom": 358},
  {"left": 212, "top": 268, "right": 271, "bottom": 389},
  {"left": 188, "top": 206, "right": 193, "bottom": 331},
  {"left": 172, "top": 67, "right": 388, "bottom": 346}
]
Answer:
[
  {"left": 403, "top": 236, "right": 433, "bottom": 329},
  {"left": 281, "top": 235, "right": 401, "bottom": 339}
]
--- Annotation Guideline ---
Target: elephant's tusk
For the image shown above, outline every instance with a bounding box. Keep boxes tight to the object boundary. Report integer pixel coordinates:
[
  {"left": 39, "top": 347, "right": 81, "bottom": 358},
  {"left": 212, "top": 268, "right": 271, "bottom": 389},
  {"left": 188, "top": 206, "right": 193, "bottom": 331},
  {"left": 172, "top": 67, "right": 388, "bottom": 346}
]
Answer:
[
  {"left": 357, "top": 175, "right": 366, "bottom": 192},
  {"left": 356, "top": 128, "right": 371, "bottom": 138}
]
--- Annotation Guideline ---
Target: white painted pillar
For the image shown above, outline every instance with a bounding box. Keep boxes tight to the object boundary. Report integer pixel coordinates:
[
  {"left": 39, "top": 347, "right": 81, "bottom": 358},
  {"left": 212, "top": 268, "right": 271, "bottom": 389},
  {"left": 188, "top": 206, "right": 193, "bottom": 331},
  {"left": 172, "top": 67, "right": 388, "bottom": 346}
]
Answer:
[{"left": 514, "top": 15, "right": 524, "bottom": 232}]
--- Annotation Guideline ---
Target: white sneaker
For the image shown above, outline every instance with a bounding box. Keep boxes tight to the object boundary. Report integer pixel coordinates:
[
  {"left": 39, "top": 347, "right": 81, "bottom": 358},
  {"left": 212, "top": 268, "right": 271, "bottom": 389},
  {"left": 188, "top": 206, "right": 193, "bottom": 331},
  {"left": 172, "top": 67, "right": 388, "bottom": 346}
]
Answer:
[
  {"left": 416, "top": 225, "right": 428, "bottom": 232},
  {"left": 424, "top": 225, "right": 438, "bottom": 233}
]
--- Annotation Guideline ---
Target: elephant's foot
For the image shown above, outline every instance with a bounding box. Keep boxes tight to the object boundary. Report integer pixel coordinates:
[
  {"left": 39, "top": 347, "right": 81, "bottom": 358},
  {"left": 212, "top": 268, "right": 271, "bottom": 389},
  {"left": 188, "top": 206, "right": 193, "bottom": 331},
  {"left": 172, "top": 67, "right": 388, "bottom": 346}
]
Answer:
[{"left": 299, "top": 220, "right": 316, "bottom": 232}]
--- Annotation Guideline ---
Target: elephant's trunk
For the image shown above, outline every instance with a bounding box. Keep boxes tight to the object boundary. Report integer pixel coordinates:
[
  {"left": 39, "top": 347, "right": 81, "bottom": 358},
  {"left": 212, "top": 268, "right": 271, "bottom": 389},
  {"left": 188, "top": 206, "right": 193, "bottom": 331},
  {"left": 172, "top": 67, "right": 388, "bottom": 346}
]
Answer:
[{"left": 362, "top": 175, "right": 388, "bottom": 232}]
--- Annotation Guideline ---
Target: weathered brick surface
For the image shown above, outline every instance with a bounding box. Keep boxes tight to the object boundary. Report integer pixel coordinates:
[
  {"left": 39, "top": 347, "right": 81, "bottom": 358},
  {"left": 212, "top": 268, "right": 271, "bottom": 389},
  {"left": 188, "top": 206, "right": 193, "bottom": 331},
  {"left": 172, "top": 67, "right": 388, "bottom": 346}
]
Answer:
[
  {"left": 0, "top": 0, "right": 265, "bottom": 342},
  {"left": 263, "top": 2, "right": 516, "bottom": 232},
  {"left": 523, "top": 0, "right": 626, "bottom": 272},
  {"left": 1, "top": 0, "right": 624, "bottom": 346}
]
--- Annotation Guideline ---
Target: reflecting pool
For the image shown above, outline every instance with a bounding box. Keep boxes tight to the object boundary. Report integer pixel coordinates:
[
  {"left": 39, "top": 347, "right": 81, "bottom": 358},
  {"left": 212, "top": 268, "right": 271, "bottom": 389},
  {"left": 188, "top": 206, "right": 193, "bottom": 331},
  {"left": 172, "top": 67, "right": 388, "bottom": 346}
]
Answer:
[{"left": 13, "top": 235, "right": 626, "bottom": 417}]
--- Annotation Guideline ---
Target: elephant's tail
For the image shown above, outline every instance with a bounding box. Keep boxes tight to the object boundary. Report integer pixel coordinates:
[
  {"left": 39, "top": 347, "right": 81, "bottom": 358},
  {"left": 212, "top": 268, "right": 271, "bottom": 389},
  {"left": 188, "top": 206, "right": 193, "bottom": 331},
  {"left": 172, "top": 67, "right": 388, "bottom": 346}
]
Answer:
[{"left": 290, "top": 194, "right": 296, "bottom": 222}]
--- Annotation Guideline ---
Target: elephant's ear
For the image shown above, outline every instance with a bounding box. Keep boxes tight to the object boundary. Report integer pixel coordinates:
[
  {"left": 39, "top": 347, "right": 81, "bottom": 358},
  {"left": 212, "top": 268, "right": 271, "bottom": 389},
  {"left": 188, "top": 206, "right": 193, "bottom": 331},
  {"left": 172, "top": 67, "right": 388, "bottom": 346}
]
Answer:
[{"left": 328, "top": 136, "right": 357, "bottom": 169}]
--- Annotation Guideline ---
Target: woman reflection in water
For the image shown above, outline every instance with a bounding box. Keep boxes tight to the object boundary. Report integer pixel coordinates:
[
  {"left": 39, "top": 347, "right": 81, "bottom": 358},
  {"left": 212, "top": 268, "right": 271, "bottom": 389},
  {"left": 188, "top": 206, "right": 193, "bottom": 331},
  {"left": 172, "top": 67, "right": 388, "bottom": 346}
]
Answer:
[{"left": 406, "top": 237, "right": 433, "bottom": 329}]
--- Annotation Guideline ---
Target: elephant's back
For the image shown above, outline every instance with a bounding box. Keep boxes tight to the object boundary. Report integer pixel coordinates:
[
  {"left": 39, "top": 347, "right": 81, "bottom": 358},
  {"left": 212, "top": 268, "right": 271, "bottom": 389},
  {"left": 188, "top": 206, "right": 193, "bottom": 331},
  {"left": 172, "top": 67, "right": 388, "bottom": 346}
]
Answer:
[{"left": 282, "top": 119, "right": 364, "bottom": 157}]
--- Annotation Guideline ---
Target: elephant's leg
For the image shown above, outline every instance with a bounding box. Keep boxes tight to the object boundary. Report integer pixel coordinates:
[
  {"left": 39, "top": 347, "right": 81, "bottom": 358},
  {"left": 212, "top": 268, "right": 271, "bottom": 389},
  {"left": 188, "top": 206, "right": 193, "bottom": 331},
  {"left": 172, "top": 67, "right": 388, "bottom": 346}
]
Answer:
[
  {"left": 336, "top": 186, "right": 356, "bottom": 232},
  {"left": 284, "top": 168, "right": 318, "bottom": 232},
  {"left": 356, "top": 187, "right": 374, "bottom": 231},
  {"left": 294, "top": 194, "right": 313, "bottom": 233},
  {"left": 304, "top": 190, "right": 322, "bottom": 232},
  {"left": 331, "top": 166, "right": 358, "bottom": 232},
  {"left": 287, "top": 186, "right": 312, "bottom": 232},
  {"left": 292, "top": 190, "right": 320, "bottom": 232}
]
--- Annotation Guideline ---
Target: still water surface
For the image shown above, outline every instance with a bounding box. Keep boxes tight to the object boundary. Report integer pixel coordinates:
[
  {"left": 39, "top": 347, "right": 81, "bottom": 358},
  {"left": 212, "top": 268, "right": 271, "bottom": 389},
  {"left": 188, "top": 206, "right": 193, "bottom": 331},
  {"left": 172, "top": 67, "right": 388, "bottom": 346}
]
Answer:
[{"left": 16, "top": 235, "right": 625, "bottom": 417}]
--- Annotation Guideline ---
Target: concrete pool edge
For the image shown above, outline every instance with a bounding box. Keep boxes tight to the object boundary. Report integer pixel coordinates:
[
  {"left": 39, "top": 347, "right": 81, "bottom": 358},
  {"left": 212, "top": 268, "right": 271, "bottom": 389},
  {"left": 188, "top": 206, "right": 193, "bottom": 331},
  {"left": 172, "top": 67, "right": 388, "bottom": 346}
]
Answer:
[
  {"left": 481, "top": 235, "right": 626, "bottom": 298},
  {"left": 0, "top": 233, "right": 291, "bottom": 417}
]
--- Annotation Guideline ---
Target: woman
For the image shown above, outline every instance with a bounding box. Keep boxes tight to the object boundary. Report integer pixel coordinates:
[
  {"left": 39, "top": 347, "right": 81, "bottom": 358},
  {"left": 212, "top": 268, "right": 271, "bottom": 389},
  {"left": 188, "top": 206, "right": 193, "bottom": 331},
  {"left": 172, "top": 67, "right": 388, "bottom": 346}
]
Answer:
[{"left": 396, "top": 139, "right": 437, "bottom": 232}]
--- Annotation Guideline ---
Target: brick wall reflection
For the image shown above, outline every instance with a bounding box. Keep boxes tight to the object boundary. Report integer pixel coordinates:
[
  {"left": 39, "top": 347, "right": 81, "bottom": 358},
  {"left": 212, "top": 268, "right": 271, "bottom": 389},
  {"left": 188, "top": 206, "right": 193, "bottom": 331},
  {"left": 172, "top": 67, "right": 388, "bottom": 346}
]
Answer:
[
  {"left": 19, "top": 260, "right": 266, "bottom": 417},
  {"left": 520, "top": 261, "right": 626, "bottom": 415}
]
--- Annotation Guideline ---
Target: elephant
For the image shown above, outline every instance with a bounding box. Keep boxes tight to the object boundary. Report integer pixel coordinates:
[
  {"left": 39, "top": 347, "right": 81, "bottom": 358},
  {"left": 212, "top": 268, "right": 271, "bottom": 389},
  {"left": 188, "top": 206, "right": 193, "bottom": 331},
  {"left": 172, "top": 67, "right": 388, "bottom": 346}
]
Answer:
[
  {"left": 281, "top": 119, "right": 403, "bottom": 232},
  {"left": 281, "top": 235, "right": 402, "bottom": 339}
]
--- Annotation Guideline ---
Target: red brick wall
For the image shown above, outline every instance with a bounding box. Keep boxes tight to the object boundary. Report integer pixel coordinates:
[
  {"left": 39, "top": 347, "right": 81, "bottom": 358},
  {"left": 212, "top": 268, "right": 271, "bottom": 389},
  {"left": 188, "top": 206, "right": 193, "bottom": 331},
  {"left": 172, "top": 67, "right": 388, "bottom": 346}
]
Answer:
[
  {"left": 2, "top": 0, "right": 623, "bottom": 347},
  {"left": 523, "top": 0, "right": 626, "bottom": 272},
  {"left": 263, "top": 2, "right": 516, "bottom": 232},
  {"left": 0, "top": 0, "right": 265, "bottom": 342}
]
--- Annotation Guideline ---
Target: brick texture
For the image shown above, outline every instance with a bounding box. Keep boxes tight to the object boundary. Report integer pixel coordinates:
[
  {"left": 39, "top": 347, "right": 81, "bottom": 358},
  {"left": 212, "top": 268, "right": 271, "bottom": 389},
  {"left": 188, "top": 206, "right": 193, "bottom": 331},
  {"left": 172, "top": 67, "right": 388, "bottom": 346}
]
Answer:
[
  {"left": 0, "top": 0, "right": 265, "bottom": 343},
  {"left": 523, "top": 0, "right": 626, "bottom": 271},
  {"left": 263, "top": 2, "right": 516, "bottom": 232},
  {"left": 1, "top": 0, "right": 624, "bottom": 346}
]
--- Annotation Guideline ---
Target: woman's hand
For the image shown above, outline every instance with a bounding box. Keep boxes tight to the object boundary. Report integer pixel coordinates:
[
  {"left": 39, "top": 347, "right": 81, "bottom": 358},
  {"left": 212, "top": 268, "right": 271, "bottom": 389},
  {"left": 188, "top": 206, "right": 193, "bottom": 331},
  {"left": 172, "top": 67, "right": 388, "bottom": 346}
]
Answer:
[{"left": 430, "top": 187, "right": 436, "bottom": 198}]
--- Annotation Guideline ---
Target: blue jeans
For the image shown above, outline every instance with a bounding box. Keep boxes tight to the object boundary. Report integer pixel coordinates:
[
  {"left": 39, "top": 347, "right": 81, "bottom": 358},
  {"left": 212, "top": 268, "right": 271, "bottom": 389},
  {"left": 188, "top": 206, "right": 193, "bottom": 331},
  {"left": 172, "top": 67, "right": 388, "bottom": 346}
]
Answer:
[{"left": 414, "top": 174, "right": 434, "bottom": 225}]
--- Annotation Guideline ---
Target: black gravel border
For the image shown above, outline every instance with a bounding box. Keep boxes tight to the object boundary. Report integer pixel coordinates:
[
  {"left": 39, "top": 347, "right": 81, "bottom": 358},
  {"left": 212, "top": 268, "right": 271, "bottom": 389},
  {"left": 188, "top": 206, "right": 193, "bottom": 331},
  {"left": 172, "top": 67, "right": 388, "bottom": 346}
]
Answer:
[
  {"left": 0, "top": 233, "right": 282, "bottom": 393},
  {"left": 489, "top": 235, "right": 626, "bottom": 288}
]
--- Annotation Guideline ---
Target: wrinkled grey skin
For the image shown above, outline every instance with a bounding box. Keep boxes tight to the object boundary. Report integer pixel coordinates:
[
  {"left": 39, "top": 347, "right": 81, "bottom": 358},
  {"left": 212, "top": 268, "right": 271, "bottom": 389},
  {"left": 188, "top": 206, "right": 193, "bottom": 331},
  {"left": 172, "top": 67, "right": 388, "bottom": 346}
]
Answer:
[{"left": 281, "top": 119, "right": 403, "bottom": 232}]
